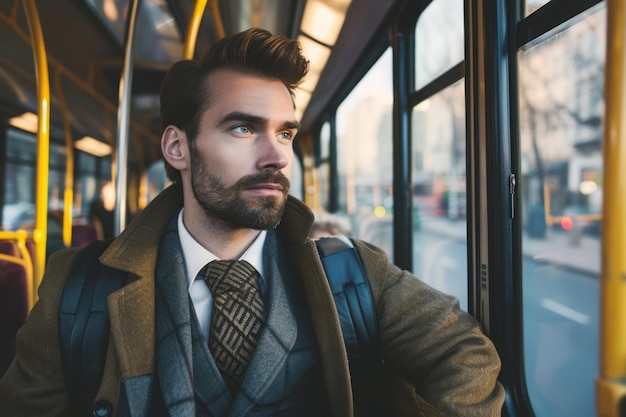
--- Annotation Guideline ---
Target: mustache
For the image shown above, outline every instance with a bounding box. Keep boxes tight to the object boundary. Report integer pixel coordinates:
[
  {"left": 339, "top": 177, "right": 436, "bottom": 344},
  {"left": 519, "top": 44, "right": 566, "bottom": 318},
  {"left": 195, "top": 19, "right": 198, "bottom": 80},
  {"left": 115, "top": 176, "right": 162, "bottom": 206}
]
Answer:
[{"left": 235, "top": 171, "right": 290, "bottom": 192}]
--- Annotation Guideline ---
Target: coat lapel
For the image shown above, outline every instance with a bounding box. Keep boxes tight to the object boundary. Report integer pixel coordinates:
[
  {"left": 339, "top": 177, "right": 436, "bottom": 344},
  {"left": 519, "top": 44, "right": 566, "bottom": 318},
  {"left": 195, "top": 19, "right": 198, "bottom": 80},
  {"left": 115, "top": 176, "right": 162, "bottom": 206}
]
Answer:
[
  {"left": 102, "top": 184, "right": 184, "bottom": 381},
  {"left": 105, "top": 279, "right": 155, "bottom": 417},
  {"left": 228, "top": 230, "right": 298, "bottom": 417},
  {"left": 101, "top": 185, "right": 183, "bottom": 415},
  {"left": 153, "top": 216, "right": 197, "bottom": 416}
]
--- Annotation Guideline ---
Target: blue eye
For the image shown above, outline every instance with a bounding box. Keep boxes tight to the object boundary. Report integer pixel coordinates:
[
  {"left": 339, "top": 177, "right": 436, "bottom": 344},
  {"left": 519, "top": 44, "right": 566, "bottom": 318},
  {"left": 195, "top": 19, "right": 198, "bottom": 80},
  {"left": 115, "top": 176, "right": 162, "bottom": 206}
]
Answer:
[
  {"left": 234, "top": 125, "right": 251, "bottom": 134},
  {"left": 279, "top": 131, "right": 294, "bottom": 140}
]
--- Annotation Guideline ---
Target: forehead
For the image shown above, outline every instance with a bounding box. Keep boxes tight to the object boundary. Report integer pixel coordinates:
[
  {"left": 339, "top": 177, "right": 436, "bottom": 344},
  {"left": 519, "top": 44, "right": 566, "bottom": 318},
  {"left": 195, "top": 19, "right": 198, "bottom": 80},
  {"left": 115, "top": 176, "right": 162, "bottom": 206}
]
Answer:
[{"left": 203, "top": 69, "right": 296, "bottom": 118}]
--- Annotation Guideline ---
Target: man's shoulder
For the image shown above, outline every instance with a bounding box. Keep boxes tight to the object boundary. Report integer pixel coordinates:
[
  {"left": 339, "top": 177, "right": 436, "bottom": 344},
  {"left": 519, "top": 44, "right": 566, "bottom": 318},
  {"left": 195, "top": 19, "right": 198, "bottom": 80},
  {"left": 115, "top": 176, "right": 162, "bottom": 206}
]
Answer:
[
  {"left": 350, "top": 238, "right": 392, "bottom": 265},
  {"left": 47, "top": 246, "right": 85, "bottom": 271}
]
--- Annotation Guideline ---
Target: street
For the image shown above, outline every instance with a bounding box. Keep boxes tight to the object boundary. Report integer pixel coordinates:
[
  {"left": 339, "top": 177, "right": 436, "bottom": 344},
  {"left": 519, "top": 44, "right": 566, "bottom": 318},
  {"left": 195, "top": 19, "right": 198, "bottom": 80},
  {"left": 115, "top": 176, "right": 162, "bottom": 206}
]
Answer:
[{"left": 411, "top": 226, "right": 599, "bottom": 417}]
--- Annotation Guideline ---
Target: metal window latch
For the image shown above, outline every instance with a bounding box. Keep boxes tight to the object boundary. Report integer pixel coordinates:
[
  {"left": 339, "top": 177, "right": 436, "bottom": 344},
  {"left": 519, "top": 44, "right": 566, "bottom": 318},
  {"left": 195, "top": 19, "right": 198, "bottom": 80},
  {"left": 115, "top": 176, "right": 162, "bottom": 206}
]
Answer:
[{"left": 509, "top": 173, "right": 516, "bottom": 219}]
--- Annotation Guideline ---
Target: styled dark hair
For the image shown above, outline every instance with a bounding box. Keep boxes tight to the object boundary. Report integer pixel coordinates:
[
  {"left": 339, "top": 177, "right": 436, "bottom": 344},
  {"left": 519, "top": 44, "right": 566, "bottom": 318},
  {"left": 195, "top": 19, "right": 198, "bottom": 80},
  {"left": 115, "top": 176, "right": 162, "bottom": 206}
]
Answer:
[{"left": 160, "top": 28, "right": 309, "bottom": 183}]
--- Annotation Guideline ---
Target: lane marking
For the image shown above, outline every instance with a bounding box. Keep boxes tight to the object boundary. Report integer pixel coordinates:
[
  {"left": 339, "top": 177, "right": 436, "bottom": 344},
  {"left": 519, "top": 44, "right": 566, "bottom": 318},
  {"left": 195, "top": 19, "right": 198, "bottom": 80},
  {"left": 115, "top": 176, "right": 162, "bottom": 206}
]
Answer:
[{"left": 540, "top": 298, "right": 590, "bottom": 325}]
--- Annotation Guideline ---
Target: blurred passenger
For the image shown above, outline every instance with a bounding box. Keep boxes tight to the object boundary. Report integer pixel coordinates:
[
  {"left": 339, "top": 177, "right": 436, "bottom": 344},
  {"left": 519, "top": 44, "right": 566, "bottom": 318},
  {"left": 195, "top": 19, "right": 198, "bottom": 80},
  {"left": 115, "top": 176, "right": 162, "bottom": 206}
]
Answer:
[
  {"left": 89, "top": 181, "right": 115, "bottom": 239},
  {"left": 309, "top": 211, "right": 351, "bottom": 239}
]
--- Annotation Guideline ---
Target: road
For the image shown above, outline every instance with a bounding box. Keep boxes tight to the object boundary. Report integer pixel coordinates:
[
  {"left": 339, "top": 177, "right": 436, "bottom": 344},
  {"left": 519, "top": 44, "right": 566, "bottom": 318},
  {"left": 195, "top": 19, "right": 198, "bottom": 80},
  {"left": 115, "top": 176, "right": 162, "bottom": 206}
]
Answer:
[{"left": 412, "top": 229, "right": 599, "bottom": 417}]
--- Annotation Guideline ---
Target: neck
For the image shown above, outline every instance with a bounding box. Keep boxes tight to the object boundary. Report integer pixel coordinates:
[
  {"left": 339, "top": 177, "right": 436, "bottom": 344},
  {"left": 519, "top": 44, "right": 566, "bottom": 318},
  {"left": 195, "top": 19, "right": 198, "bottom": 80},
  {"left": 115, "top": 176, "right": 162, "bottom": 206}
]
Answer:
[{"left": 182, "top": 204, "right": 262, "bottom": 260}]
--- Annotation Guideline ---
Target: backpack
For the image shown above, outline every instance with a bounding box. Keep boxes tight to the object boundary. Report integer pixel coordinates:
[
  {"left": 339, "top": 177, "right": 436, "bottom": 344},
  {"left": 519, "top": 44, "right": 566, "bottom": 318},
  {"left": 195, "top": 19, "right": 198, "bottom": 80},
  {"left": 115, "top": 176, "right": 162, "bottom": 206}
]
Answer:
[{"left": 59, "top": 236, "right": 385, "bottom": 415}]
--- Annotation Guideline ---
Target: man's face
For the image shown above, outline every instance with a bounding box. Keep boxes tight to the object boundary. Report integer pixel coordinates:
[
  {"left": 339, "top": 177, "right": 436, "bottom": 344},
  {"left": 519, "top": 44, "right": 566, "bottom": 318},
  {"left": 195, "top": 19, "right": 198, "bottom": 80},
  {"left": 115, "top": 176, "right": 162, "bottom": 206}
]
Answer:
[{"left": 189, "top": 69, "right": 299, "bottom": 230}]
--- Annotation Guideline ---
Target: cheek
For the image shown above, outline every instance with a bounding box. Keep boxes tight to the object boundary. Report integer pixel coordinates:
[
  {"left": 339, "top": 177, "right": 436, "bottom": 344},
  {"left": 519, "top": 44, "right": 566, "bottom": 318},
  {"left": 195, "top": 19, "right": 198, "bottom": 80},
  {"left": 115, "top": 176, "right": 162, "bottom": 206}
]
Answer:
[
  {"left": 198, "top": 140, "right": 242, "bottom": 168},
  {"left": 207, "top": 147, "right": 254, "bottom": 182},
  {"left": 283, "top": 154, "right": 295, "bottom": 179}
]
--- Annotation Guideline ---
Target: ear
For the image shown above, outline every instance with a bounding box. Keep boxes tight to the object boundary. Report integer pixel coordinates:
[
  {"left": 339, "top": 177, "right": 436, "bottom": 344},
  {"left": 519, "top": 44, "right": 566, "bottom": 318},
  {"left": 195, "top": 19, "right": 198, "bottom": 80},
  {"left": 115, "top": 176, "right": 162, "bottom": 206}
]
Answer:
[{"left": 161, "top": 125, "right": 188, "bottom": 171}]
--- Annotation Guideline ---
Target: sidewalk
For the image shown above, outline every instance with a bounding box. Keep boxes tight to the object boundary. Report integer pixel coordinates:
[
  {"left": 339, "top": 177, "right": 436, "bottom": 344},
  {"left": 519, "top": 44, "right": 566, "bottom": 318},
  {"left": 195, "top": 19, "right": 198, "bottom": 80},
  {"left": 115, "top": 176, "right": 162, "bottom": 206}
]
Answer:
[
  {"left": 522, "top": 231, "right": 600, "bottom": 277},
  {"left": 419, "top": 215, "right": 601, "bottom": 277}
]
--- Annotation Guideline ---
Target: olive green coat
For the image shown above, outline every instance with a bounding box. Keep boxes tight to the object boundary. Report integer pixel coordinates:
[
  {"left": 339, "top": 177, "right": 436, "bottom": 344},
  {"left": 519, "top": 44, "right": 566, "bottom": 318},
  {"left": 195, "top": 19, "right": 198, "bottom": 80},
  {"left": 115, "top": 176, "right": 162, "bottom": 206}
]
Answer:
[{"left": 0, "top": 183, "right": 504, "bottom": 416}]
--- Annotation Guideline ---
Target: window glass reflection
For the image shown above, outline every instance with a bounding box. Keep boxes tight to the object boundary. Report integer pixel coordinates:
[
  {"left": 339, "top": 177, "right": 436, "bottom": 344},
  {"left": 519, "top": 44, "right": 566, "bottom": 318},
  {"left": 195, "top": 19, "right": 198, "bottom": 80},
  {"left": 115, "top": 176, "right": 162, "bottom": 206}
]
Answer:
[
  {"left": 415, "top": 0, "right": 464, "bottom": 90},
  {"left": 411, "top": 80, "right": 467, "bottom": 310},
  {"left": 526, "top": 0, "right": 551, "bottom": 17},
  {"left": 146, "top": 159, "right": 168, "bottom": 204},
  {"left": 518, "top": 5, "right": 605, "bottom": 416},
  {"left": 3, "top": 130, "right": 36, "bottom": 231},
  {"left": 317, "top": 121, "right": 332, "bottom": 210},
  {"left": 336, "top": 48, "right": 394, "bottom": 258}
]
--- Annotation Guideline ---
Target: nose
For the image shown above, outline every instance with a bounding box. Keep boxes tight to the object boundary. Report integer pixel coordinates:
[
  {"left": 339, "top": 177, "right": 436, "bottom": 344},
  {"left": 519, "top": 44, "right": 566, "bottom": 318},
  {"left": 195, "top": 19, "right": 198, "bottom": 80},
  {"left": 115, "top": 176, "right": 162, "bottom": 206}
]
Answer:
[{"left": 256, "top": 134, "right": 291, "bottom": 172}]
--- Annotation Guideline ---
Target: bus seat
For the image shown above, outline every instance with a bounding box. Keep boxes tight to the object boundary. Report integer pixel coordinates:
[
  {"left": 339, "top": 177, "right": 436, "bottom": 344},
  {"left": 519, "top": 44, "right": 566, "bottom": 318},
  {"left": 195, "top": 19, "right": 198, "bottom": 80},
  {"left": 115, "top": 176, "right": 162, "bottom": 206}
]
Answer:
[
  {"left": 72, "top": 223, "right": 99, "bottom": 247},
  {"left": 25, "top": 239, "right": 36, "bottom": 264},
  {"left": 0, "top": 244, "right": 29, "bottom": 377},
  {"left": 0, "top": 240, "right": 18, "bottom": 257}
]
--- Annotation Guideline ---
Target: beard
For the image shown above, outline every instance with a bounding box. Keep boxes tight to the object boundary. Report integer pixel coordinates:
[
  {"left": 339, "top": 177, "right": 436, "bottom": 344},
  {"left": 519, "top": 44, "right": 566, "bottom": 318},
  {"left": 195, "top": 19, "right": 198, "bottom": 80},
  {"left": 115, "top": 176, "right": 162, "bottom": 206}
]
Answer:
[{"left": 190, "top": 156, "right": 291, "bottom": 230}]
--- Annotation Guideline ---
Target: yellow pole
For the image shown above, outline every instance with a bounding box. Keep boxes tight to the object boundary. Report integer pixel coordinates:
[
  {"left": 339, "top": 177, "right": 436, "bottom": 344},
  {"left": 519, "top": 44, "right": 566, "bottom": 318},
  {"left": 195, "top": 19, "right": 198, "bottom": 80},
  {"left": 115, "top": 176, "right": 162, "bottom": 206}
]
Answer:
[
  {"left": 22, "top": 0, "right": 50, "bottom": 303},
  {"left": 183, "top": 0, "right": 209, "bottom": 59},
  {"left": 208, "top": 0, "right": 225, "bottom": 39},
  {"left": 183, "top": 0, "right": 225, "bottom": 60},
  {"left": 596, "top": 0, "right": 626, "bottom": 416},
  {"left": 55, "top": 72, "right": 75, "bottom": 248}
]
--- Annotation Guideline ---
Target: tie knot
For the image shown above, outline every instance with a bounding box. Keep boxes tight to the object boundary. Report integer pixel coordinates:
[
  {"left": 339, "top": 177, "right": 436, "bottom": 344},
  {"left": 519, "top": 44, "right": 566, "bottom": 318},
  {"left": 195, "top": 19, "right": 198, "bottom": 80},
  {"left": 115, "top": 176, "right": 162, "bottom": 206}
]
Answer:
[{"left": 200, "top": 260, "right": 260, "bottom": 296}]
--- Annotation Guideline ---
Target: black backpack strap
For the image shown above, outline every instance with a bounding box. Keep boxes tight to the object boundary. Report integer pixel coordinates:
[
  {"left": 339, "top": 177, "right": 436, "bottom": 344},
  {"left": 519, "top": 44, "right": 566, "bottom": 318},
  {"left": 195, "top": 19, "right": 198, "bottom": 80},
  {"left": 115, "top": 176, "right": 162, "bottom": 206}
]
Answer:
[
  {"left": 58, "top": 239, "right": 126, "bottom": 416},
  {"left": 315, "top": 236, "right": 379, "bottom": 361},
  {"left": 315, "top": 236, "right": 390, "bottom": 414}
]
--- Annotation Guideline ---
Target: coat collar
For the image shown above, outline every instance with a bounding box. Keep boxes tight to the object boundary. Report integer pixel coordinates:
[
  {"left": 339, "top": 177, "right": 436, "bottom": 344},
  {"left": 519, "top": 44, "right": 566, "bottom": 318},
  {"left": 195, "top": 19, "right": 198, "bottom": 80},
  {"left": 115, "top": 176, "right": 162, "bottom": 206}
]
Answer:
[{"left": 100, "top": 182, "right": 316, "bottom": 275}]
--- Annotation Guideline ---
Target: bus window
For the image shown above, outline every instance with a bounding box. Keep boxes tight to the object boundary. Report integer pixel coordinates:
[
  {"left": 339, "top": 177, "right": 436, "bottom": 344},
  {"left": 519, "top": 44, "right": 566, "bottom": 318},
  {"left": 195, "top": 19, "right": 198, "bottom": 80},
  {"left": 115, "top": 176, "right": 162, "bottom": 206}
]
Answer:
[
  {"left": 3, "top": 128, "right": 66, "bottom": 230},
  {"left": 412, "top": 80, "right": 467, "bottom": 310},
  {"left": 526, "top": 0, "right": 552, "bottom": 17},
  {"left": 414, "top": 0, "right": 464, "bottom": 91},
  {"left": 412, "top": 0, "right": 466, "bottom": 310},
  {"left": 145, "top": 159, "right": 169, "bottom": 205},
  {"left": 317, "top": 121, "right": 332, "bottom": 211},
  {"left": 76, "top": 151, "right": 112, "bottom": 218},
  {"left": 518, "top": 4, "right": 606, "bottom": 416},
  {"left": 336, "top": 47, "right": 393, "bottom": 258},
  {"left": 3, "top": 128, "right": 36, "bottom": 231},
  {"left": 290, "top": 154, "right": 304, "bottom": 201}
]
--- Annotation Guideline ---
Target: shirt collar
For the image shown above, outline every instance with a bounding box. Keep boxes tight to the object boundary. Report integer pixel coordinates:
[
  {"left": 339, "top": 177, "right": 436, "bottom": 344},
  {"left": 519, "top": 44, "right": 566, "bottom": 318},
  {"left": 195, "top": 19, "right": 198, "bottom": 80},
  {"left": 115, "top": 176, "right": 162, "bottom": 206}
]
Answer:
[{"left": 177, "top": 209, "right": 267, "bottom": 290}]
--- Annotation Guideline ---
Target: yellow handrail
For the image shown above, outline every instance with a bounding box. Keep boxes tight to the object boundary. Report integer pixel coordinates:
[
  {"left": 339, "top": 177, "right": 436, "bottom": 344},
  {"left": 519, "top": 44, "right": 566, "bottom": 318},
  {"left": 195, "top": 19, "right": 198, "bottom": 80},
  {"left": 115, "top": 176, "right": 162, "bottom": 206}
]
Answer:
[
  {"left": 0, "top": 11, "right": 161, "bottom": 149},
  {"left": 55, "top": 71, "right": 75, "bottom": 248},
  {"left": 0, "top": 231, "right": 34, "bottom": 310},
  {"left": 183, "top": 0, "right": 208, "bottom": 59},
  {"left": 208, "top": 0, "right": 225, "bottom": 40},
  {"left": 596, "top": 0, "right": 626, "bottom": 416},
  {"left": 183, "top": 0, "right": 225, "bottom": 60},
  {"left": 22, "top": 0, "right": 50, "bottom": 304}
]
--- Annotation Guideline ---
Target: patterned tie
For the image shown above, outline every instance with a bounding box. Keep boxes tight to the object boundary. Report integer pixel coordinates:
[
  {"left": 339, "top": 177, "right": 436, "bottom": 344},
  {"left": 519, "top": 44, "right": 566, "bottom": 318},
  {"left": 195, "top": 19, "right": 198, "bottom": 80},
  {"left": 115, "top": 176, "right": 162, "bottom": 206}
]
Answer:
[{"left": 200, "top": 260, "right": 266, "bottom": 392}]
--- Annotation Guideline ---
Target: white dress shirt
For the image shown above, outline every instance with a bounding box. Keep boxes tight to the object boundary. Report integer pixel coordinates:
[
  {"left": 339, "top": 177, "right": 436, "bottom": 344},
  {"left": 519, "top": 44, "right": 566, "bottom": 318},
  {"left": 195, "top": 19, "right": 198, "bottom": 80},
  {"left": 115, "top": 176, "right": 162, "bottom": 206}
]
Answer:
[{"left": 177, "top": 209, "right": 267, "bottom": 341}]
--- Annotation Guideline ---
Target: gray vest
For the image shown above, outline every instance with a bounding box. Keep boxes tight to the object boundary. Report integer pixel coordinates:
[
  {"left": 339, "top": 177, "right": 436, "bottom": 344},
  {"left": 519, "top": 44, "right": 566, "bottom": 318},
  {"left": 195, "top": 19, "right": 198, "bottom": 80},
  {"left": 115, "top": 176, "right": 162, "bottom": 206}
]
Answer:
[{"left": 150, "top": 217, "right": 330, "bottom": 417}]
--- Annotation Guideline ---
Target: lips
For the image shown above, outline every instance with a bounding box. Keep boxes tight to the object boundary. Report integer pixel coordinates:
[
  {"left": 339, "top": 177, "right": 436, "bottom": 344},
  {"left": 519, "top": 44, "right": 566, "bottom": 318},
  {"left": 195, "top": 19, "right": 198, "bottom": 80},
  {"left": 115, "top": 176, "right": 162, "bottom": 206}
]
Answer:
[
  {"left": 249, "top": 182, "right": 283, "bottom": 191},
  {"left": 244, "top": 182, "right": 286, "bottom": 198}
]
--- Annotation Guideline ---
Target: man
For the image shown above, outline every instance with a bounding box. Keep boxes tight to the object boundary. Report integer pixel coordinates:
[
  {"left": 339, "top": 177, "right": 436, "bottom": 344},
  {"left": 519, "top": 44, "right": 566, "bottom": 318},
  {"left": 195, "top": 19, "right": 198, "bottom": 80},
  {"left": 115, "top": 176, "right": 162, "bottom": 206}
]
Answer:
[
  {"left": 89, "top": 181, "right": 116, "bottom": 239},
  {"left": 0, "top": 28, "right": 504, "bottom": 416}
]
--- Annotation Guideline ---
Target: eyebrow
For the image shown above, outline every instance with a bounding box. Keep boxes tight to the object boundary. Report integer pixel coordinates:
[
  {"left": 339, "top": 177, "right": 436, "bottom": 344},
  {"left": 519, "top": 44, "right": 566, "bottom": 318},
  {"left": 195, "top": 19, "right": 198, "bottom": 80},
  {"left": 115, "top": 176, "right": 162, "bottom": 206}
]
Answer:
[{"left": 218, "top": 111, "right": 300, "bottom": 131}]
